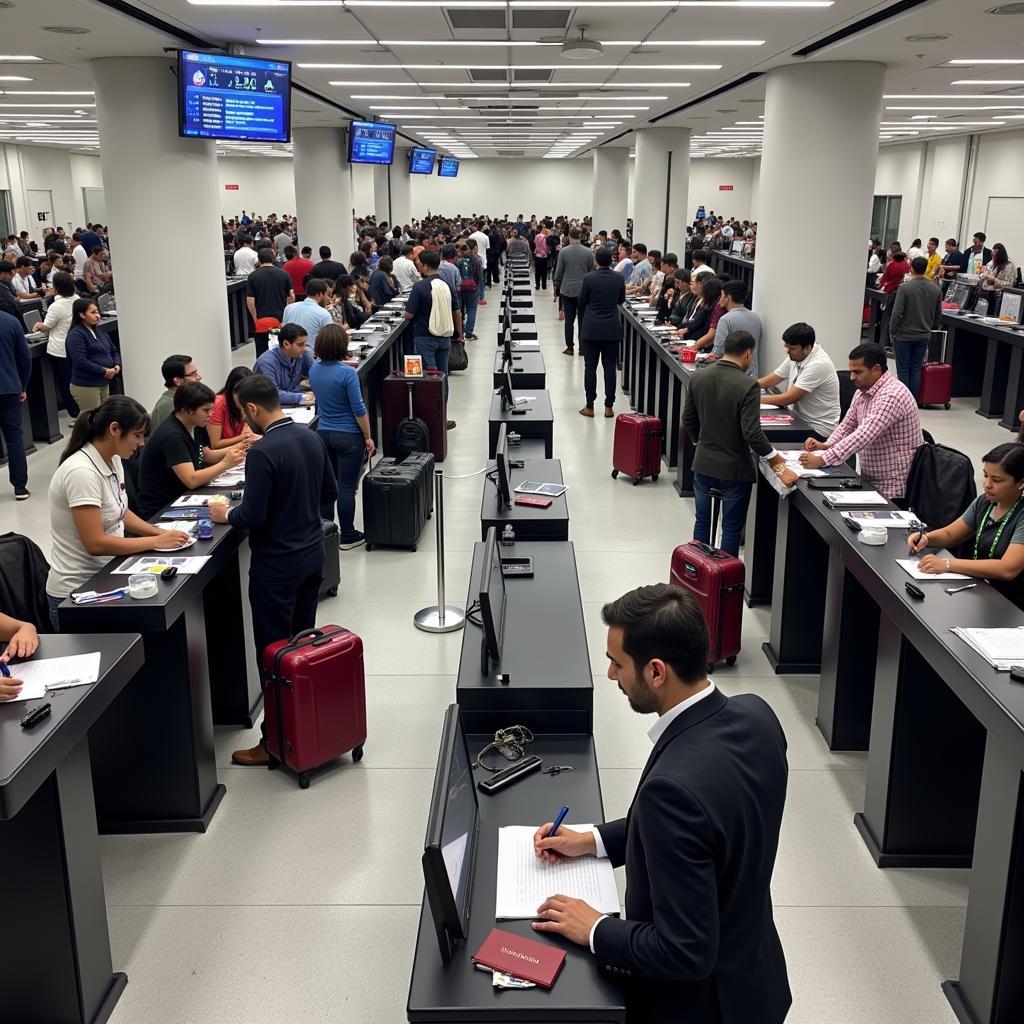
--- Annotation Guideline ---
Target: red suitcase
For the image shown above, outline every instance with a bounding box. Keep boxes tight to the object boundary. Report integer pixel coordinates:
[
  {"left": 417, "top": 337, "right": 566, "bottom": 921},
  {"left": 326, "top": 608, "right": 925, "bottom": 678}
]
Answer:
[
  {"left": 670, "top": 490, "right": 744, "bottom": 670},
  {"left": 611, "top": 413, "right": 663, "bottom": 485},
  {"left": 263, "top": 626, "right": 366, "bottom": 789},
  {"left": 381, "top": 373, "right": 448, "bottom": 462},
  {"left": 918, "top": 330, "right": 952, "bottom": 409}
]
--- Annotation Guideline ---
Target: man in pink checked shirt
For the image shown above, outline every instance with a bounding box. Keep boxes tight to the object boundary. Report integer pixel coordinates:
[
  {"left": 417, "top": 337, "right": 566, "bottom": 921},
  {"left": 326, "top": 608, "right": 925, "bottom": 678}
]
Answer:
[{"left": 799, "top": 343, "right": 922, "bottom": 499}]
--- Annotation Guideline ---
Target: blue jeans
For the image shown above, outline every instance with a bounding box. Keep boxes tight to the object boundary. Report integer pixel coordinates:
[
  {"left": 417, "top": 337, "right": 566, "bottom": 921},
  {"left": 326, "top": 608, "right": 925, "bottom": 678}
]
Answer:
[
  {"left": 462, "top": 291, "right": 479, "bottom": 335},
  {"left": 48, "top": 594, "right": 63, "bottom": 632},
  {"left": 894, "top": 337, "right": 929, "bottom": 399},
  {"left": 319, "top": 430, "right": 365, "bottom": 539},
  {"left": 693, "top": 474, "right": 753, "bottom": 557},
  {"left": 414, "top": 335, "right": 451, "bottom": 399},
  {"left": 476, "top": 271, "right": 485, "bottom": 302},
  {"left": 0, "top": 394, "right": 27, "bottom": 490}
]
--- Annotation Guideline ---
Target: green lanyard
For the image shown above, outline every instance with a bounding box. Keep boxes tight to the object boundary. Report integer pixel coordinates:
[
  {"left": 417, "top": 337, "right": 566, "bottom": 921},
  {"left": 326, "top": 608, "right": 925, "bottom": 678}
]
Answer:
[{"left": 973, "top": 494, "right": 1023, "bottom": 560}]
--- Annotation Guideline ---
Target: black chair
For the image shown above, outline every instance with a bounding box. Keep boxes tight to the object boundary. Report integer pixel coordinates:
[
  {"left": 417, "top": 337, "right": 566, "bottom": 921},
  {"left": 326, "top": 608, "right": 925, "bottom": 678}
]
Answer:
[{"left": 837, "top": 372, "right": 857, "bottom": 419}]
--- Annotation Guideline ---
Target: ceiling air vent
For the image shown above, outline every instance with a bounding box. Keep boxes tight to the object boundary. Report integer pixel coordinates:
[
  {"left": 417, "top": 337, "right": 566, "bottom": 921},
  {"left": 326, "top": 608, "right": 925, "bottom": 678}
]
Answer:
[
  {"left": 496, "top": 149, "right": 527, "bottom": 157},
  {"left": 511, "top": 9, "right": 571, "bottom": 30},
  {"left": 447, "top": 9, "right": 507, "bottom": 31},
  {"left": 513, "top": 69, "right": 553, "bottom": 82},
  {"left": 469, "top": 68, "right": 508, "bottom": 82}
]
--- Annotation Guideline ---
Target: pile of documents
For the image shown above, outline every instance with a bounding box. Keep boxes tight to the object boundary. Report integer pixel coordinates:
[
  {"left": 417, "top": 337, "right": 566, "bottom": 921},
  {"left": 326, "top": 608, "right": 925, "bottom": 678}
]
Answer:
[{"left": 951, "top": 626, "right": 1024, "bottom": 670}]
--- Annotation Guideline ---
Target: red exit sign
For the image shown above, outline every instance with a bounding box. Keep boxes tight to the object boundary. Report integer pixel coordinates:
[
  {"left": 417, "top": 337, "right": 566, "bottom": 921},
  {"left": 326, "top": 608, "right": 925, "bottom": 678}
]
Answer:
[
  {"left": 225, "top": 184, "right": 239, "bottom": 191},
  {"left": 719, "top": 184, "right": 734, "bottom": 191}
]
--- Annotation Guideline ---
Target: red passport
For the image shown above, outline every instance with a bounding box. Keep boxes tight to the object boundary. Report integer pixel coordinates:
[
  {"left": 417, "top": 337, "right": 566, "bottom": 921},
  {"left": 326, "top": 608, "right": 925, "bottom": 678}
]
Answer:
[{"left": 472, "top": 928, "right": 566, "bottom": 989}]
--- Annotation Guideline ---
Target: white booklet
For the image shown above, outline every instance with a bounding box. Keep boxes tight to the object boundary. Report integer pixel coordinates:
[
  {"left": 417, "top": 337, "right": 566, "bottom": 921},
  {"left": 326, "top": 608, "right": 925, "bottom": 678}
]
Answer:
[
  {"left": 951, "top": 626, "right": 1024, "bottom": 670},
  {"left": 495, "top": 825, "right": 620, "bottom": 921},
  {"left": 896, "top": 557, "right": 971, "bottom": 582},
  {"left": 514, "top": 481, "right": 567, "bottom": 498},
  {"left": 821, "top": 489, "right": 887, "bottom": 506},
  {"left": 841, "top": 510, "right": 919, "bottom": 528}
]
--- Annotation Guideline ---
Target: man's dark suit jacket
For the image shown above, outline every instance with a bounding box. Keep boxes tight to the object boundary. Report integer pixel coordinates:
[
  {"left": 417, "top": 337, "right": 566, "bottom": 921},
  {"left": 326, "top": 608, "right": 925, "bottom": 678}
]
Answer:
[
  {"left": 594, "top": 690, "right": 791, "bottom": 1024},
  {"left": 578, "top": 267, "right": 626, "bottom": 342}
]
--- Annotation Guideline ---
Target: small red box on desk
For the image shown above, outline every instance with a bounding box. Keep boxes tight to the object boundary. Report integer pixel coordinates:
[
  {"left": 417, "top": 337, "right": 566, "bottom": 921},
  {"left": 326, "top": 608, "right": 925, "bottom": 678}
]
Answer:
[{"left": 472, "top": 928, "right": 566, "bottom": 989}]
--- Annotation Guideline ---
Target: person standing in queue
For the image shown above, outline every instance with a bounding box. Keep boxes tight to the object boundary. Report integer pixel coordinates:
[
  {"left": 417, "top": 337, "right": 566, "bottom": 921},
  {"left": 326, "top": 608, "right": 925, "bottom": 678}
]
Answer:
[
  {"left": 208, "top": 374, "right": 338, "bottom": 767},
  {"left": 577, "top": 246, "right": 626, "bottom": 419}
]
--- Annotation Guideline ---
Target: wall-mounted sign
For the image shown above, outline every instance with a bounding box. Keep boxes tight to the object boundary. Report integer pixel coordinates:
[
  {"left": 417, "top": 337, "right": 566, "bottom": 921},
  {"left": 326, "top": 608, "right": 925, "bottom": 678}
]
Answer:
[
  {"left": 225, "top": 184, "right": 239, "bottom": 190},
  {"left": 719, "top": 185, "right": 734, "bottom": 191}
]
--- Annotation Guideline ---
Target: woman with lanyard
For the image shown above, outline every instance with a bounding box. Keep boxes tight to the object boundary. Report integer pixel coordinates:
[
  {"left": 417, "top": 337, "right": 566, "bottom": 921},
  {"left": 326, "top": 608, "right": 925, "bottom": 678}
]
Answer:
[
  {"left": 45, "top": 397, "right": 191, "bottom": 629},
  {"left": 907, "top": 442, "right": 1024, "bottom": 607}
]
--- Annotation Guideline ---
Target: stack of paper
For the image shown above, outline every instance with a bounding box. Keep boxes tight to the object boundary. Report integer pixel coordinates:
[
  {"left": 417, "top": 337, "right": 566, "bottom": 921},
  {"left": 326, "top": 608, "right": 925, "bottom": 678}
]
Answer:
[
  {"left": 951, "top": 626, "right": 1024, "bottom": 670},
  {"left": 841, "top": 510, "right": 918, "bottom": 528},
  {"left": 779, "top": 451, "right": 827, "bottom": 478},
  {"left": 821, "top": 489, "right": 887, "bottom": 506},
  {"left": 210, "top": 466, "right": 246, "bottom": 487},
  {"left": 495, "top": 826, "right": 619, "bottom": 920}
]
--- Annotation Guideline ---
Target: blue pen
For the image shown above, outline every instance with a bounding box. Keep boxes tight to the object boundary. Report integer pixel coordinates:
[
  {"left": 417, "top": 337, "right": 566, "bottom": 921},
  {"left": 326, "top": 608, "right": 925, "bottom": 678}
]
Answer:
[
  {"left": 547, "top": 805, "right": 570, "bottom": 839},
  {"left": 0, "top": 661, "right": 9, "bottom": 678}
]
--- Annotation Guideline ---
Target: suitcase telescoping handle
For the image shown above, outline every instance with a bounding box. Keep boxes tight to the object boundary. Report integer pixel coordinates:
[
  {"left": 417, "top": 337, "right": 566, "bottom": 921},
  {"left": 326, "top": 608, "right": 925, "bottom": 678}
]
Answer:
[
  {"left": 931, "top": 329, "right": 948, "bottom": 364},
  {"left": 692, "top": 488, "right": 726, "bottom": 557}
]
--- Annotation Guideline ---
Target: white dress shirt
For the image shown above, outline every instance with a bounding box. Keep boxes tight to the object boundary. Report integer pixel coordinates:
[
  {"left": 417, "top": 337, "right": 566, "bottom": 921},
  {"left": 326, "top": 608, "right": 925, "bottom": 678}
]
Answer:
[{"left": 586, "top": 681, "right": 718, "bottom": 952}]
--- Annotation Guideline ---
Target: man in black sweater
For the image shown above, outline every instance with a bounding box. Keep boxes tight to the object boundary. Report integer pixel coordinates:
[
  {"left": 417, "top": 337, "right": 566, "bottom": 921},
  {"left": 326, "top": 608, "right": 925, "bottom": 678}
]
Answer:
[{"left": 209, "top": 375, "right": 338, "bottom": 766}]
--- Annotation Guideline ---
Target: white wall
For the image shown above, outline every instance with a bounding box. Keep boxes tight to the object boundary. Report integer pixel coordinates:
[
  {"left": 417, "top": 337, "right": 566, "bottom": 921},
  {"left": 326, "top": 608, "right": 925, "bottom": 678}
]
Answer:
[
  {"left": 918, "top": 135, "right": 970, "bottom": 242},
  {"left": 967, "top": 131, "right": 1024, "bottom": 260},
  {"left": 69, "top": 153, "right": 103, "bottom": 228},
  {"left": 216, "top": 156, "right": 296, "bottom": 219},
  {"left": 874, "top": 143, "right": 925, "bottom": 244},
  {"left": 687, "top": 158, "right": 756, "bottom": 224}
]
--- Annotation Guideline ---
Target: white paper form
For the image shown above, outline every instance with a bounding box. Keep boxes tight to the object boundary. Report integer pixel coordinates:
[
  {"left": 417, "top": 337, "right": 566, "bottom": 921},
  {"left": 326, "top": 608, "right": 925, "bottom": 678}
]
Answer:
[
  {"left": 952, "top": 626, "right": 1024, "bottom": 669},
  {"left": 3, "top": 652, "right": 101, "bottom": 702},
  {"left": 495, "top": 825, "right": 620, "bottom": 920},
  {"left": 111, "top": 555, "right": 211, "bottom": 575},
  {"left": 896, "top": 557, "right": 971, "bottom": 582}
]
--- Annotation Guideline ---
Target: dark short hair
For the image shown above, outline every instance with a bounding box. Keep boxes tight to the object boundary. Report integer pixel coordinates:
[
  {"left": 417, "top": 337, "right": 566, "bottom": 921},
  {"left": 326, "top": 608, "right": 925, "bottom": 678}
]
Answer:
[
  {"left": 982, "top": 442, "right": 1024, "bottom": 480},
  {"left": 674, "top": 267, "right": 691, "bottom": 283},
  {"left": 893, "top": 251, "right": 906, "bottom": 263},
  {"left": 236, "top": 373, "right": 281, "bottom": 413},
  {"left": 314, "top": 322, "right": 350, "bottom": 362},
  {"left": 632, "top": 242, "right": 648, "bottom": 256},
  {"left": 723, "top": 330, "right": 756, "bottom": 356},
  {"left": 72, "top": 297, "right": 97, "bottom": 324},
  {"left": 15, "top": 256, "right": 33, "bottom": 269},
  {"left": 692, "top": 249, "right": 708, "bottom": 262},
  {"left": 301, "top": 246, "right": 312, "bottom": 256},
  {"left": 601, "top": 584, "right": 708, "bottom": 686},
  {"left": 782, "top": 322, "right": 815, "bottom": 349},
  {"left": 419, "top": 248, "right": 441, "bottom": 270},
  {"left": 173, "top": 380, "right": 215, "bottom": 413},
  {"left": 279, "top": 322, "right": 308, "bottom": 344},
  {"left": 975, "top": 231, "right": 987, "bottom": 243},
  {"left": 284, "top": 245, "right": 297, "bottom": 260},
  {"left": 378, "top": 256, "right": 394, "bottom": 273},
  {"left": 0, "top": 260, "right": 14, "bottom": 274},
  {"left": 319, "top": 245, "right": 332, "bottom": 259},
  {"left": 336, "top": 273, "right": 355, "bottom": 290},
  {"left": 910, "top": 256, "right": 928, "bottom": 275},
  {"left": 849, "top": 342, "right": 887, "bottom": 371},
  {"left": 161, "top": 354, "right": 193, "bottom": 388},
  {"left": 595, "top": 247, "right": 613, "bottom": 267},
  {"left": 569, "top": 227, "right": 581, "bottom": 241},
  {"left": 52, "top": 270, "right": 76, "bottom": 297},
  {"left": 257, "top": 247, "right": 275, "bottom": 264},
  {"left": 401, "top": 244, "right": 415, "bottom": 256},
  {"left": 662, "top": 252, "right": 678, "bottom": 267},
  {"left": 946, "top": 238, "right": 958, "bottom": 247},
  {"left": 305, "top": 278, "right": 329, "bottom": 298},
  {"left": 722, "top": 280, "right": 748, "bottom": 304},
  {"left": 929, "top": 237, "right": 939, "bottom": 246},
  {"left": 441, "top": 243, "right": 456, "bottom": 260}
]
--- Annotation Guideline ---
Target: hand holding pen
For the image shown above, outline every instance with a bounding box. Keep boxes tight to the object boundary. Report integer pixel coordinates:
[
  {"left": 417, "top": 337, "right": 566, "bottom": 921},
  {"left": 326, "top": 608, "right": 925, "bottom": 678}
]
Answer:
[{"left": 0, "top": 661, "right": 23, "bottom": 702}]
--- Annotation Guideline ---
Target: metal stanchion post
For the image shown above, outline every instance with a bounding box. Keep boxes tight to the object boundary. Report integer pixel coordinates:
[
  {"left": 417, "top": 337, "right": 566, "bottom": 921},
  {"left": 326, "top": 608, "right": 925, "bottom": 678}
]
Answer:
[{"left": 414, "top": 468, "right": 466, "bottom": 633}]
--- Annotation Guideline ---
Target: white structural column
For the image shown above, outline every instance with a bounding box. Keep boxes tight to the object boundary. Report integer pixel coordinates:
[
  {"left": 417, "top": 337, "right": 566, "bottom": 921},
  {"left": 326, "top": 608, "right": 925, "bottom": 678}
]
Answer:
[
  {"left": 93, "top": 57, "right": 232, "bottom": 396},
  {"left": 292, "top": 127, "right": 354, "bottom": 262},
  {"left": 388, "top": 161, "right": 412, "bottom": 230},
  {"left": 371, "top": 165, "right": 390, "bottom": 224},
  {"left": 592, "top": 149, "right": 630, "bottom": 238},
  {"left": 752, "top": 62, "right": 885, "bottom": 367},
  {"left": 632, "top": 128, "right": 691, "bottom": 254}
]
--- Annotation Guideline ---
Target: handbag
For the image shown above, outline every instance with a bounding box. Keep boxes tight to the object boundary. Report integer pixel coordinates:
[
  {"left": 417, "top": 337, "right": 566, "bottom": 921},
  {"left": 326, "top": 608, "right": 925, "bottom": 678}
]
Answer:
[{"left": 448, "top": 338, "right": 469, "bottom": 372}]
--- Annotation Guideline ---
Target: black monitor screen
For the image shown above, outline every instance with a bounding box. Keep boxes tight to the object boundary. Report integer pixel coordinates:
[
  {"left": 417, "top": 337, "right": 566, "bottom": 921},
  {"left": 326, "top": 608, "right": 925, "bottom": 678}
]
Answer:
[
  {"left": 499, "top": 363, "right": 515, "bottom": 411},
  {"left": 422, "top": 705, "right": 478, "bottom": 964},
  {"left": 349, "top": 120, "right": 396, "bottom": 165},
  {"left": 502, "top": 326, "right": 513, "bottom": 367},
  {"left": 410, "top": 147, "right": 437, "bottom": 174},
  {"left": 494, "top": 423, "right": 512, "bottom": 511},
  {"left": 179, "top": 50, "right": 291, "bottom": 143},
  {"left": 479, "top": 527, "right": 506, "bottom": 669},
  {"left": 438, "top": 156, "right": 460, "bottom": 178}
]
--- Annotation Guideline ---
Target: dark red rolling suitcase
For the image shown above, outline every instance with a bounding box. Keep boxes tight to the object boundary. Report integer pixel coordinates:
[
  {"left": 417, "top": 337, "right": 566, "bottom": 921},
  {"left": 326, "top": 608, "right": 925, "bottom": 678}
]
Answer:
[
  {"left": 670, "top": 490, "right": 744, "bottom": 670},
  {"left": 918, "top": 330, "right": 952, "bottom": 410},
  {"left": 263, "top": 626, "right": 366, "bottom": 789},
  {"left": 611, "top": 413, "right": 663, "bottom": 485},
  {"left": 382, "top": 373, "right": 448, "bottom": 462}
]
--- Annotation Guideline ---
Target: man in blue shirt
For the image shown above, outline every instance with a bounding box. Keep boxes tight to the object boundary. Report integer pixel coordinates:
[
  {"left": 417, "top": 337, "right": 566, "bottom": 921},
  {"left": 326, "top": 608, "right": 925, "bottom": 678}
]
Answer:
[
  {"left": 0, "top": 309, "right": 30, "bottom": 499},
  {"left": 253, "top": 323, "right": 315, "bottom": 406},
  {"left": 280, "top": 278, "right": 332, "bottom": 346}
]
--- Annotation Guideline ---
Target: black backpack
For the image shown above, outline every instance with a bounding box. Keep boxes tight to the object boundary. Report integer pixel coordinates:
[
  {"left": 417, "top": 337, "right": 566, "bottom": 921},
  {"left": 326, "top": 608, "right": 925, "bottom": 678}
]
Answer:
[
  {"left": 903, "top": 439, "right": 977, "bottom": 532},
  {"left": 393, "top": 382, "right": 431, "bottom": 458},
  {"left": 448, "top": 338, "right": 469, "bottom": 372}
]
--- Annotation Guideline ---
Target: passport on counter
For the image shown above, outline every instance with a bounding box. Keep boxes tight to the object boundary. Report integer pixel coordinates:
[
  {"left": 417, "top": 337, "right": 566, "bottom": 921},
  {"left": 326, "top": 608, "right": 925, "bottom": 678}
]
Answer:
[{"left": 472, "top": 928, "right": 566, "bottom": 989}]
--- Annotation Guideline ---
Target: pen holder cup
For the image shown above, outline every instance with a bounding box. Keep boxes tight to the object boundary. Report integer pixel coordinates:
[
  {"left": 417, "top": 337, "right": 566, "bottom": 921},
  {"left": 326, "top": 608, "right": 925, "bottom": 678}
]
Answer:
[{"left": 128, "top": 574, "right": 159, "bottom": 600}]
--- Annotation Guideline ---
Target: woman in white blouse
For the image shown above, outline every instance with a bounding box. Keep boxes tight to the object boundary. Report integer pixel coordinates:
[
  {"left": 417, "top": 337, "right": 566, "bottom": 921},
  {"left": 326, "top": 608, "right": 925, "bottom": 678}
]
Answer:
[
  {"left": 32, "top": 271, "right": 80, "bottom": 418},
  {"left": 981, "top": 243, "right": 1017, "bottom": 313},
  {"left": 46, "top": 396, "right": 191, "bottom": 629}
]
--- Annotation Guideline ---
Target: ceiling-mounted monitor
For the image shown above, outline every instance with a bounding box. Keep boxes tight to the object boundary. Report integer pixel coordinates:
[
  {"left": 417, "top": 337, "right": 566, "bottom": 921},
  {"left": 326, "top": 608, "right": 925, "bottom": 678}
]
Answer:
[
  {"left": 179, "top": 50, "right": 291, "bottom": 143},
  {"left": 349, "top": 120, "right": 396, "bottom": 165},
  {"left": 409, "top": 147, "right": 437, "bottom": 174},
  {"left": 438, "top": 156, "right": 460, "bottom": 178}
]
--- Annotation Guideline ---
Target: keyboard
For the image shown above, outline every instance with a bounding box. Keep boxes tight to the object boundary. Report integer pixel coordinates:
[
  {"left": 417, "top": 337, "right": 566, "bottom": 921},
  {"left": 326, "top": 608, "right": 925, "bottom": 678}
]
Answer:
[{"left": 500, "top": 556, "right": 534, "bottom": 578}]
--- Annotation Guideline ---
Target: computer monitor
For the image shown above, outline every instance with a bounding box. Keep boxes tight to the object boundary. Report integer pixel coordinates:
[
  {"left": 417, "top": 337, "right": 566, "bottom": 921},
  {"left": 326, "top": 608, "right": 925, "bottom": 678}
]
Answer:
[
  {"left": 494, "top": 423, "right": 513, "bottom": 512},
  {"left": 422, "top": 704, "right": 479, "bottom": 965},
  {"left": 945, "top": 279, "right": 972, "bottom": 310},
  {"left": 999, "top": 288, "right": 1024, "bottom": 324},
  {"left": 479, "top": 527, "right": 507, "bottom": 673},
  {"left": 498, "top": 363, "right": 516, "bottom": 412},
  {"left": 502, "top": 324, "right": 514, "bottom": 366},
  {"left": 731, "top": 239, "right": 744, "bottom": 254}
]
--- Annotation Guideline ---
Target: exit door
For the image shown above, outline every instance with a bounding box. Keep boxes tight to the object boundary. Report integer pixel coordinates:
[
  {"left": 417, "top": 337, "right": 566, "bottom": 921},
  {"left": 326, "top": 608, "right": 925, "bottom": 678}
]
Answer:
[{"left": 25, "top": 189, "right": 54, "bottom": 246}]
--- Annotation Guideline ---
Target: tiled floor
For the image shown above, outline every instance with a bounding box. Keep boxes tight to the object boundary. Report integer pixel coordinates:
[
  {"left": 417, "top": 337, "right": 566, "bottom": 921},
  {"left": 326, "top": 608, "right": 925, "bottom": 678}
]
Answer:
[{"left": 7, "top": 288, "right": 1000, "bottom": 1022}]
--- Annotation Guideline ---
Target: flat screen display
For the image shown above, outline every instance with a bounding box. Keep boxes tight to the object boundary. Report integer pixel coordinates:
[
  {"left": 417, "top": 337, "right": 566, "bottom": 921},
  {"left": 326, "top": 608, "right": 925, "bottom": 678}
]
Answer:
[
  {"left": 410, "top": 147, "right": 437, "bottom": 174},
  {"left": 349, "top": 120, "right": 396, "bottom": 165},
  {"left": 179, "top": 50, "right": 291, "bottom": 143},
  {"left": 438, "top": 156, "right": 460, "bottom": 178}
]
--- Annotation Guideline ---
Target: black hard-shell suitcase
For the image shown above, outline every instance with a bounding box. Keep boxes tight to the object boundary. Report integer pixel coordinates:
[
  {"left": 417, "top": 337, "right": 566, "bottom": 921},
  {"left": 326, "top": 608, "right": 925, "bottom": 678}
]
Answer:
[
  {"left": 362, "top": 453, "right": 434, "bottom": 551},
  {"left": 319, "top": 519, "right": 340, "bottom": 599}
]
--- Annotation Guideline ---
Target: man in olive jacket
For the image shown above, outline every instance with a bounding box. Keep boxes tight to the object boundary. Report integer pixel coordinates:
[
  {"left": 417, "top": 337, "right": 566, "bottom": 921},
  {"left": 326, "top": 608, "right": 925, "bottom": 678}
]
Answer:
[{"left": 683, "top": 330, "right": 798, "bottom": 555}]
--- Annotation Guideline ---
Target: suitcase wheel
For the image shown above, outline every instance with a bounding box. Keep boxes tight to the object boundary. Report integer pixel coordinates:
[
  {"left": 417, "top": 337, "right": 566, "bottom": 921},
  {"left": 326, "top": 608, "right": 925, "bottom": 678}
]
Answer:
[
  {"left": 365, "top": 543, "right": 374, "bottom": 552},
  {"left": 267, "top": 753, "right": 281, "bottom": 771},
  {"left": 352, "top": 745, "right": 364, "bottom": 762},
  {"left": 611, "top": 469, "right": 619, "bottom": 479},
  {"left": 652, "top": 474, "right": 659, "bottom": 483},
  {"left": 945, "top": 403, "right": 950, "bottom": 410},
  {"left": 632, "top": 477, "right": 640, "bottom": 486},
  {"left": 325, "top": 585, "right": 338, "bottom": 597},
  {"left": 410, "top": 544, "right": 417, "bottom": 552},
  {"left": 707, "top": 662, "right": 715, "bottom": 674},
  {"left": 726, "top": 655, "right": 737, "bottom": 666},
  {"left": 298, "top": 773, "right": 311, "bottom": 790}
]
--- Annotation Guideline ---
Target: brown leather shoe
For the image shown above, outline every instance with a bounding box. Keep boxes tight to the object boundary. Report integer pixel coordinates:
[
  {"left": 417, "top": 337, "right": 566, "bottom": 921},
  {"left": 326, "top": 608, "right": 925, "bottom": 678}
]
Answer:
[
  {"left": 232, "top": 741, "right": 269, "bottom": 767},
  {"left": 604, "top": 406, "right": 614, "bottom": 418},
  {"left": 563, "top": 347, "right": 574, "bottom": 355},
  {"left": 579, "top": 406, "right": 595, "bottom": 418}
]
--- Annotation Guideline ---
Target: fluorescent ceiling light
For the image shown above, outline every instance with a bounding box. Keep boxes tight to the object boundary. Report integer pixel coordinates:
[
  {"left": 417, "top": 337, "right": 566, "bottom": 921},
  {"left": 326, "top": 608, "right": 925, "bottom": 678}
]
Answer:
[
  {"left": 352, "top": 94, "right": 665, "bottom": 100},
  {"left": 947, "top": 59, "right": 1024, "bottom": 65},
  {"left": 0, "top": 56, "right": 42, "bottom": 62},
  {"left": 372, "top": 105, "right": 649, "bottom": 110},
  {"left": 0, "top": 102, "right": 96, "bottom": 108},
  {"left": 950, "top": 79, "right": 1024, "bottom": 84},
  {"left": 300, "top": 63, "right": 721, "bottom": 70},
  {"left": 635, "top": 40, "right": 763, "bottom": 46},
  {"left": 331, "top": 81, "right": 690, "bottom": 87},
  {"left": 0, "top": 91, "right": 94, "bottom": 96},
  {"left": 886, "top": 104, "right": 1024, "bottom": 110},
  {"left": 0, "top": 77, "right": 32, "bottom": 82},
  {"left": 880, "top": 120, "right": 1006, "bottom": 127},
  {"left": 884, "top": 93, "right": 1024, "bottom": 99}
]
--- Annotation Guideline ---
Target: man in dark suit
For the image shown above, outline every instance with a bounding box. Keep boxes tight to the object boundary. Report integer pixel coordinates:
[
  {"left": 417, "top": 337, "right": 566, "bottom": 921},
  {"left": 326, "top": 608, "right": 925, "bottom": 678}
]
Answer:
[
  {"left": 682, "top": 330, "right": 798, "bottom": 555},
  {"left": 577, "top": 246, "right": 627, "bottom": 418},
  {"left": 532, "top": 584, "right": 792, "bottom": 1024}
]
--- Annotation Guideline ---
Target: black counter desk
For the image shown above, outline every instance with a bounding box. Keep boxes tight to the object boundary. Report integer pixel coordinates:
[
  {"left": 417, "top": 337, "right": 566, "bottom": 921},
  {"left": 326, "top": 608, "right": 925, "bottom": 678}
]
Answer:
[
  {"left": 496, "top": 324, "right": 539, "bottom": 344},
  {"left": 57, "top": 513, "right": 260, "bottom": 833},
  {"left": 26, "top": 334, "right": 62, "bottom": 444},
  {"left": 457, "top": 541, "right": 590, "bottom": 733},
  {"left": 1, "top": 633, "right": 144, "bottom": 1024},
  {"left": 707, "top": 249, "right": 755, "bottom": 291},
  {"left": 480, "top": 459, "right": 568, "bottom": 542},
  {"left": 407, "top": 733, "right": 625, "bottom": 1023},
  {"left": 493, "top": 349, "right": 546, "bottom": 390},
  {"left": 489, "top": 392, "right": 554, "bottom": 459},
  {"left": 226, "top": 276, "right": 251, "bottom": 350}
]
